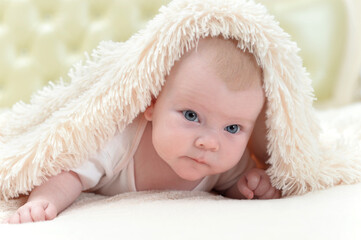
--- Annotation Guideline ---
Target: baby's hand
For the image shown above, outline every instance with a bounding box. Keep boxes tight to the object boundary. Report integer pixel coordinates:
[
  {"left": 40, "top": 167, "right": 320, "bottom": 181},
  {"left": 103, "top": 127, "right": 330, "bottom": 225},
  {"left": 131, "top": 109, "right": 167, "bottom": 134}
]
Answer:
[
  {"left": 237, "top": 168, "right": 281, "bottom": 199},
  {"left": 4, "top": 200, "right": 57, "bottom": 224}
]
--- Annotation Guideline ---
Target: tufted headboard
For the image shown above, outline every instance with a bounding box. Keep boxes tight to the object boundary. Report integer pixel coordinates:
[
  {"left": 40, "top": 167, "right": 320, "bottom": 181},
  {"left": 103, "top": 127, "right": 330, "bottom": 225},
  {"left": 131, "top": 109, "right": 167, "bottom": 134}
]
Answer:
[
  {"left": 0, "top": 0, "right": 360, "bottom": 108},
  {"left": 0, "top": 0, "right": 168, "bottom": 107}
]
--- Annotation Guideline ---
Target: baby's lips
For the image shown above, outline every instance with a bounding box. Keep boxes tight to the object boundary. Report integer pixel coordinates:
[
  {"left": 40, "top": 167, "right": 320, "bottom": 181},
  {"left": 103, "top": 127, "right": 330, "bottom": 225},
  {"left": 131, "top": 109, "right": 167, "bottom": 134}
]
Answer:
[{"left": 188, "top": 156, "right": 207, "bottom": 164}]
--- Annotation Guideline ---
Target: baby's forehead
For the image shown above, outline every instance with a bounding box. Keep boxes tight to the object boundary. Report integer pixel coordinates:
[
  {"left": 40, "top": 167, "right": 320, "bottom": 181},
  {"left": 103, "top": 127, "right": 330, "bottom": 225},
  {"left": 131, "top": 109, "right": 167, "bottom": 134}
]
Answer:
[{"left": 179, "top": 37, "right": 263, "bottom": 91}]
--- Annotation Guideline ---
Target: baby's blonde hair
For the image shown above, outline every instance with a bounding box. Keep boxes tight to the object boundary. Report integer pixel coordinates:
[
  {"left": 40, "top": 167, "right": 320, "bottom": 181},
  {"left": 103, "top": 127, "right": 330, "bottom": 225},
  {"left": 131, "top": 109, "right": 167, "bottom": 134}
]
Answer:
[{"left": 194, "top": 37, "right": 263, "bottom": 91}]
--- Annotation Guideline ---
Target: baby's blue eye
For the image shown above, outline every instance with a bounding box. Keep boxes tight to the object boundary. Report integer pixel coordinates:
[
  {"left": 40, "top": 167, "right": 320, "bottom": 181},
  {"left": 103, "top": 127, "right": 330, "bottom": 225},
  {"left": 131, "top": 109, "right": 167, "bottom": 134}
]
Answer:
[
  {"left": 183, "top": 110, "right": 199, "bottom": 122},
  {"left": 225, "top": 124, "right": 240, "bottom": 134}
]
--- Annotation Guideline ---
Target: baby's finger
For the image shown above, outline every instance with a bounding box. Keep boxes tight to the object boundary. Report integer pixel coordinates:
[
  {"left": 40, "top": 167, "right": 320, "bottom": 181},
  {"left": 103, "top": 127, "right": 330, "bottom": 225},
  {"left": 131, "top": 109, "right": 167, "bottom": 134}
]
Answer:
[
  {"left": 254, "top": 175, "right": 271, "bottom": 197},
  {"left": 44, "top": 203, "right": 57, "bottom": 221},
  {"left": 6, "top": 212, "right": 20, "bottom": 224},
  {"left": 260, "top": 187, "right": 282, "bottom": 199},
  {"left": 31, "top": 205, "right": 46, "bottom": 222},
  {"left": 259, "top": 187, "right": 275, "bottom": 199},
  {"left": 246, "top": 171, "right": 260, "bottom": 191},
  {"left": 17, "top": 206, "right": 33, "bottom": 223},
  {"left": 237, "top": 177, "right": 254, "bottom": 199}
]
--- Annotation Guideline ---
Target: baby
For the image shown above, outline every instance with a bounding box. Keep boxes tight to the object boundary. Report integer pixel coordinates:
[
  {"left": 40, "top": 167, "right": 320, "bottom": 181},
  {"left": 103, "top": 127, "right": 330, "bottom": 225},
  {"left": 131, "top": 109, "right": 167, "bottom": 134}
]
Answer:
[{"left": 5, "top": 37, "right": 280, "bottom": 224}]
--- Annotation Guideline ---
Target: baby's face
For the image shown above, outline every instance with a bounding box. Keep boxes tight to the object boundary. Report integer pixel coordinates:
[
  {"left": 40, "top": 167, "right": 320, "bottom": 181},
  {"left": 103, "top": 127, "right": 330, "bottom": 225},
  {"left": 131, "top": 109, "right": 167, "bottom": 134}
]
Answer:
[{"left": 145, "top": 42, "right": 264, "bottom": 181}]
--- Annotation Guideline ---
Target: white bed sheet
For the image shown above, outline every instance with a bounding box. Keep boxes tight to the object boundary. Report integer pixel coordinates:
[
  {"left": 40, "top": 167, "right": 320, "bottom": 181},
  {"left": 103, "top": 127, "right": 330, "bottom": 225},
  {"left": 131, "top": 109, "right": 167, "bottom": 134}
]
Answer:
[{"left": 1, "top": 182, "right": 361, "bottom": 240}]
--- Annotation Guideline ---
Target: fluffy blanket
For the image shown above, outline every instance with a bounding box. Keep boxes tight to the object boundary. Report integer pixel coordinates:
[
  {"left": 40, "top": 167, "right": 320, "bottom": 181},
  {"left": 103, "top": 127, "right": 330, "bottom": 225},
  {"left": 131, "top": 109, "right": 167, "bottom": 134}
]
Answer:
[
  {"left": 0, "top": 0, "right": 361, "bottom": 211},
  {"left": 1, "top": 182, "right": 361, "bottom": 239}
]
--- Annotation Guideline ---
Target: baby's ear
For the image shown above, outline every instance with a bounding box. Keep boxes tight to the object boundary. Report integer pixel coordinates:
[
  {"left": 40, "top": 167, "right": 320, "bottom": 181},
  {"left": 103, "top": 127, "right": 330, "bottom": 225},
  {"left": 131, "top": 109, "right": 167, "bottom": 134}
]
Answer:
[{"left": 144, "top": 99, "right": 155, "bottom": 121}]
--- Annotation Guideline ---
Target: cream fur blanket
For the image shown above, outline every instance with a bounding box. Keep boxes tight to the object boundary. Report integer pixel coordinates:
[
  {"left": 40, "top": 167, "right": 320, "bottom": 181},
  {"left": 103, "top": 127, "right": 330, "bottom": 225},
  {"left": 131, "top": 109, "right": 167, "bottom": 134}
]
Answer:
[
  {"left": 1, "top": 182, "right": 361, "bottom": 239},
  {"left": 0, "top": 0, "right": 361, "bottom": 205}
]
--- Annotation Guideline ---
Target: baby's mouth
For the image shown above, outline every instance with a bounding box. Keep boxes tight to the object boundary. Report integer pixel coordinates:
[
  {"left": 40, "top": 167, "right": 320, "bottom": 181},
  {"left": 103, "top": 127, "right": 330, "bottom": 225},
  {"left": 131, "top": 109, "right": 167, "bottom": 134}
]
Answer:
[{"left": 188, "top": 157, "right": 207, "bottom": 164}]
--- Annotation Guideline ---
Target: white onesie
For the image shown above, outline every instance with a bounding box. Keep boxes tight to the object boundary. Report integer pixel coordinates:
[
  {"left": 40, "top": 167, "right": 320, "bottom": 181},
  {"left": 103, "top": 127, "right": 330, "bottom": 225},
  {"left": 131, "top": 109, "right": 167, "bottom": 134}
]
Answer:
[{"left": 73, "top": 114, "right": 254, "bottom": 196}]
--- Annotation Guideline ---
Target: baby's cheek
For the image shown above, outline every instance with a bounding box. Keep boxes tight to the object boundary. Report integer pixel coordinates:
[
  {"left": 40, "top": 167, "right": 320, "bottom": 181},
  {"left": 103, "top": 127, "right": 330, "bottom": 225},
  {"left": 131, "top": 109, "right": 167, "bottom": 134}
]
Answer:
[
  {"left": 152, "top": 125, "right": 182, "bottom": 159},
  {"left": 152, "top": 132, "right": 171, "bottom": 159},
  {"left": 223, "top": 142, "right": 247, "bottom": 166}
]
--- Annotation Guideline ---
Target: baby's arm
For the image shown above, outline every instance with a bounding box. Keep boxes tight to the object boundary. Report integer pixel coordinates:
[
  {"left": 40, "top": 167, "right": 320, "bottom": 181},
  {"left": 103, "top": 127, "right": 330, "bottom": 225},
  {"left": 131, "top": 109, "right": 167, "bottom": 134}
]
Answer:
[
  {"left": 5, "top": 171, "right": 82, "bottom": 224},
  {"left": 223, "top": 168, "right": 281, "bottom": 200}
]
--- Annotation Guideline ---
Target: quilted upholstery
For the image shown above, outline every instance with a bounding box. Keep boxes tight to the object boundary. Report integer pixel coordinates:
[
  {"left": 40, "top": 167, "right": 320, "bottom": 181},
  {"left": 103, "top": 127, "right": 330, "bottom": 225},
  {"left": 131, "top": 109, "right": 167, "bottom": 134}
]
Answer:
[
  {"left": 0, "top": 0, "right": 360, "bottom": 108},
  {"left": 0, "top": 0, "right": 168, "bottom": 107}
]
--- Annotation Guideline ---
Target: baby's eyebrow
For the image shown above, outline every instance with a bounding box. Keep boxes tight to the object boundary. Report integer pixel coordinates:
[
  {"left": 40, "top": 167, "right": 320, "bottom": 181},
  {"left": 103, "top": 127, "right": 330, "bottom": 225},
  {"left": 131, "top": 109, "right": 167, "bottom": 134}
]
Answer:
[
  {"left": 223, "top": 115, "right": 255, "bottom": 126},
  {"left": 237, "top": 118, "right": 255, "bottom": 126}
]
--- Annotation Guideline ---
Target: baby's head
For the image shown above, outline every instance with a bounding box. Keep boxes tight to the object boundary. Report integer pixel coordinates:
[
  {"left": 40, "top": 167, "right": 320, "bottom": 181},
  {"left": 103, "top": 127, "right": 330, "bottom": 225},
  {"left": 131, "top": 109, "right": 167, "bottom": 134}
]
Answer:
[
  {"left": 190, "top": 37, "right": 263, "bottom": 91},
  {"left": 145, "top": 37, "right": 264, "bottom": 181}
]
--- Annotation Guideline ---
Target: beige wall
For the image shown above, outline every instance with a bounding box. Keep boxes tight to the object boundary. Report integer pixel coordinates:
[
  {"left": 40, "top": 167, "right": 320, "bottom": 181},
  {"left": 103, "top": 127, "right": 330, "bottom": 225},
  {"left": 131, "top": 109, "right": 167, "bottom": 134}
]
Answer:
[{"left": 1, "top": 0, "right": 360, "bottom": 108}]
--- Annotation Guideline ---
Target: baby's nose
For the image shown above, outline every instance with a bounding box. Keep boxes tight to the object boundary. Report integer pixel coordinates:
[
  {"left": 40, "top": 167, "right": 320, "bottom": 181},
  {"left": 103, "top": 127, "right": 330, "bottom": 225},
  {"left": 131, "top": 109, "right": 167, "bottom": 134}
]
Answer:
[{"left": 194, "top": 133, "right": 219, "bottom": 152}]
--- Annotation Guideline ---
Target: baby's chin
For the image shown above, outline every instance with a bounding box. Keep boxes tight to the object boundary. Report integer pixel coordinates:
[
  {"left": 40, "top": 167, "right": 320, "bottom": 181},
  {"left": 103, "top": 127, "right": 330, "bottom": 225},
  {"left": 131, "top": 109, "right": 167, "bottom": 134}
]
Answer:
[{"left": 173, "top": 168, "right": 206, "bottom": 182}]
